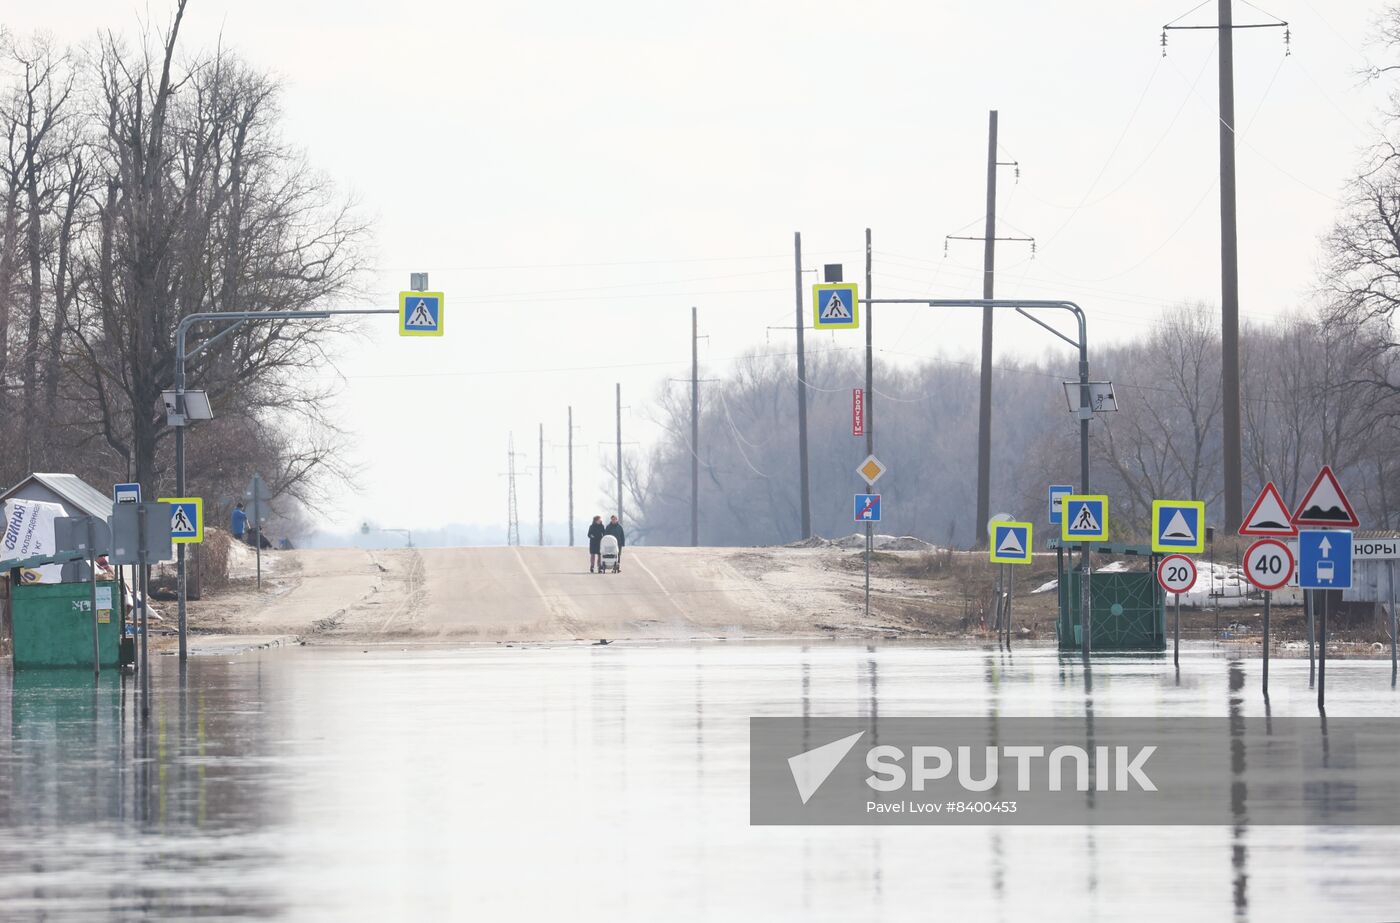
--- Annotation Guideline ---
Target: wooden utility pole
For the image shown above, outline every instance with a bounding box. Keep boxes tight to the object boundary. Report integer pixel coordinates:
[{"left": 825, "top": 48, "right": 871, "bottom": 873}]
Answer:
[
  {"left": 976, "top": 112, "right": 999, "bottom": 547},
  {"left": 794, "top": 232, "right": 811, "bottom": 539},
  {"left": 567, "top": 406, "right": 575, "bottom": 546},
  {"left": 616, "top": 383, "right": 623, "bottom": 524},
  {"left": 692, "top": 306, "right": 700, "bottom": 547}
]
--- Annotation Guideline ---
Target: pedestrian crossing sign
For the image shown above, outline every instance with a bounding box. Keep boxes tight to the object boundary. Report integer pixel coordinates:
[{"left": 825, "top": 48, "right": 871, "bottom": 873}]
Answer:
[
  {"left": 812, "top": 283, "right": 860, "bottom": 329},
  {"left": 399, "top": 291, "right": 445, "bottom": 337},
  {"left": 989, "top": 521, "right": 1033, "bottom": 565},
  {"left": 1062, "top": 495, "right": 1108, "bottom": 542},
  {"left": 158, "top": 497, "right": 204, "bottom": 544},
  {"left": 1151, "top": 499, "right": 1205, "bottom": 554}
]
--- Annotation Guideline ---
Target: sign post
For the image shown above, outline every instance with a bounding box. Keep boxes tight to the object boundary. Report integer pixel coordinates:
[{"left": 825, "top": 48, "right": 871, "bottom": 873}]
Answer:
[
  {"left": 1244, "top": 538, "right": 1295, "bottom": 697},
  {"left": 1157, "top": 554, "right": 1196, "bottom": 668},
  {"left": 1292, "top": 466, "right": 1359, "bottom": 711},
  {"left": 857, "top": 457, "right": 885, "bottom": 623},
  {"left": 1241, "top": 483, "right": 1299, "bottom": 697},
  {"left": 247, "top": 474, "right": 271, "bottom": 589},
  {"left": 990, "top": 521, "right": 1033, "bottom": 648},
  {"left": 1062, "top": 495, "right": 1109, "bottom": 659}
]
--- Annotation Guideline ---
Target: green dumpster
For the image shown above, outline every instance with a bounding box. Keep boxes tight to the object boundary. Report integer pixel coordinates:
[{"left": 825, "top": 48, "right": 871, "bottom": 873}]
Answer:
[
  {"left": 1057, "top": 570, "right": 1167, "bottom": 652},
  {"left": 10, "top": 581, "right": 121, "bottom": 668}
]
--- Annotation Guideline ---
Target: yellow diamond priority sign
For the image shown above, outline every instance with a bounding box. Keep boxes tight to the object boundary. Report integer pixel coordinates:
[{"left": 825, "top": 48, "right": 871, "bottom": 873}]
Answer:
[{"left": 857, "top": 454, "right": 886, "bottom": 487}]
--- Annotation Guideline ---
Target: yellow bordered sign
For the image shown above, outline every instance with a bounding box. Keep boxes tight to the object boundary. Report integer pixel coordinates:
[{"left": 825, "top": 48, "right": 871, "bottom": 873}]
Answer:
[
  {"left": 989, "top": 521, "right": 1034, "bottom": 565},
  {"left": 1151, "top": 499, "right": 1205, "bottom": 554},
  {"left": 399, "top": 291, "right": 445, "bottom": 337},
  {"left": 812, "top": 283, "right": 860, "bottom": 329},
  {"left": 158, "top": 497, "right": 204, "bottom": 544},
  {"left": 1061, "top": 494, "right": 1109, "bottom": 542}
]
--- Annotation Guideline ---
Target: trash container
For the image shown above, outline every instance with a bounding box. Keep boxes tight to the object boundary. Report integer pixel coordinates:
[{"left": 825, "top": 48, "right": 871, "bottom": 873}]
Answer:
[{"left": 9, "top": 581, "right": 121, "bottom": 668}]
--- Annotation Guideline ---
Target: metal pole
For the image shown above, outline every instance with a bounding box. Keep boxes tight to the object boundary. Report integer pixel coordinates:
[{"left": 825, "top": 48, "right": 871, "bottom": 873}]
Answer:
[
  {"left": 568, "top": 406, "right": 574, "bottom": 547},
  {"left": 616, "top": 383, "right": 623, "bottom": 524},
  {"left": 174, "top": 307, "right": 388, "bottom": 661},
  {"left": 1318, "top": 590, "right": 1328, "bottom": 711},
  {"left": 1006, "top": 565, "right": 1015, "bottom": 648},
  {"left": 1306, "top": 589, "right": 1315, "bottom": 687},
  {"left": 1262, "top": 589, "right": 1271, "bottom": 696},
  {"left": 1079, "top": 341, "right": 1092, "bottom": 659},
  {"left": 865, "top": 521, "right": 872, "bottom": 621},
  {"left": 1174, "top": 594, "right": 1181, "bottom": 667},
  {"left": 253, "top": 476, "right": 262, "bottom": 590},
  {"left": 1218, "top": 0, "right": 1244, "bottom": 532},
  {"left": 138, "top": 503, "right": 149, "bottom": 720},
  {"left": 865, "top": 228, "right": 874, "bottom": 459},
  {"left": 976, "top": 110, "right": 998, "bottom": 549},
  {"left": 692, "top": 306, "right": 700, "bottom": 547},
  {"left": 794, "top": 233, "right": 811, "bottom": 539},
  {"left": 1390, "top": 560, "right": 1397, "bottom": 687},
  {"left": 539, "top": 423, "right": 545, "bottom": 546},
  {"left": 88, "top": 517, "right": 100, "bottom": 676}
]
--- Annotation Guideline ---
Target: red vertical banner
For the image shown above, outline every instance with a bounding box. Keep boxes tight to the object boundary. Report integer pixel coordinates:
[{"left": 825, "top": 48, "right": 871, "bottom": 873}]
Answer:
[{"left": 852, "top": 388, "right": 865, "bottom": 437}]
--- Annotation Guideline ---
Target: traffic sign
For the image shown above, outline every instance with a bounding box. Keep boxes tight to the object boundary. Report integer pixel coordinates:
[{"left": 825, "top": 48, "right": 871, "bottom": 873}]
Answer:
[
  {"left": 399, "top": 291, "right": 445, "bottom": 336},
  {"left": 856, "top": 454, "right": 885, "bottom": 486},
  {"left": 1353, "top": 537, "right": 1400, "bottom": 561},
  {"left": 1151, "top": 500, "right": 1205, "bottom": 554},
  {"left": 812, "top": 283, "right": 860, "bottom": 329},
  {"left": 1062, "top": 495, "right": 1108, "bottom": 542},
  {"left": 1239, "top": 482, "right": 1297, "bottom": 537},
  {"left": 852, "top": 389, "right": 865, "bottom": 437},
  {"left": 1244, "top": 539, "right": 1294, "bottom": 592},
  {"left": 113, "top": 482, "right": 142, "bottom": 505},
  {"left": 854, "top": 494, "right": 881, "bottom": 523},
  {"left": 1157, "top": 554, "right": 1198, "bottom": 595},
  {"left": 1048, "top": 485, "right": 1073, "bottom": 525},
  {"left": 1298, "top": 529, "right": 1352, "bottom": 589},
  {"left": 159, "top": 497, "right": 204, "bottom": 544},
  {"left": 989, "top": 521, "right": 1033, "bottom": 565},
  {"left": 1292, "top": 465, "right": 1359, "bottom": 528}
]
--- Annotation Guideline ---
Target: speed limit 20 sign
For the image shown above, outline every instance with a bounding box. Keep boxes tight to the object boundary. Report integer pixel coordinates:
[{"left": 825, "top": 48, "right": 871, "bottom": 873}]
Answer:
[
  {"left": 1244, "top": 539, "right": 1295, "bottom": 591},
  {"left": 1157, "top": 554, "right": 1197, "bottom": 595}
]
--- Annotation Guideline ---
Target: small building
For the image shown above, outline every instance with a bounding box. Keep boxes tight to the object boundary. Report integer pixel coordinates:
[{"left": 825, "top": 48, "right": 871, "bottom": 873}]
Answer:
[{"left": 0, "top": 473, "right": 114, "bottom": 583}]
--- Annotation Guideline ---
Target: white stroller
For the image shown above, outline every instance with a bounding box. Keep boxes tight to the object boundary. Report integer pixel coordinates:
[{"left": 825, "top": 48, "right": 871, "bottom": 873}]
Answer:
[{"left": 599, "top": 534, "right": 620, "bottom": 573}]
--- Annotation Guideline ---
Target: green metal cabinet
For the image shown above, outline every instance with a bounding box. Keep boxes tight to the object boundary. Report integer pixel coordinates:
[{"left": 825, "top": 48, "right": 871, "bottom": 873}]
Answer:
[
  {"left": 10, "top": 581, "right": 121, "bottom": 668},
  {"left": 1057, "top": 569, "right": 1167, "bottom": 652}
]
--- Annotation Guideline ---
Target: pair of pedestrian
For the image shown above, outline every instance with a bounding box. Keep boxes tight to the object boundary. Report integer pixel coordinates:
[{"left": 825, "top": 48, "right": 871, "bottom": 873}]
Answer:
[{"left": 587, "top": 515, "right": 625, "bottom": 573}]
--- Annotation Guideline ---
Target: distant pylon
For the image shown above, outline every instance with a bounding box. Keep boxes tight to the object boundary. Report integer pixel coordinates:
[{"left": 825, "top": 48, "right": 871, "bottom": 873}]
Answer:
[{"left": 507, "top": 433, "right": 521, "bottom": 546}]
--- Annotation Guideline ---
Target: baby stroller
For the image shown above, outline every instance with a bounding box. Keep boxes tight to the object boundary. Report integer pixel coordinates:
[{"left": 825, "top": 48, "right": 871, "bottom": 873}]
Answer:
[{"left": 599, "top": 534, "right": 620, "bottom": 573}]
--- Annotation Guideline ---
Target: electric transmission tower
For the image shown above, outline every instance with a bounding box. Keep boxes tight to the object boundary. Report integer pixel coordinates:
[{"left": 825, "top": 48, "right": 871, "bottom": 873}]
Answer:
[{"left": 506, "top": 433, "right": 521, "bottom": 546}]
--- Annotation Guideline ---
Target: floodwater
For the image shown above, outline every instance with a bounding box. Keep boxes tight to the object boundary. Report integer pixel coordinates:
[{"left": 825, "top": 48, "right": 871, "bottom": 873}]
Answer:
[{"left": 1, "top": 642, "right": 1397, "bottom": 921}]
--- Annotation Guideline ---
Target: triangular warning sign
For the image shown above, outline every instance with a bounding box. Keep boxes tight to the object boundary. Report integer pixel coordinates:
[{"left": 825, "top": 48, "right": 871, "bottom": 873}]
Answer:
[
  {"left": 1070, "top": 504, "right": 1100, "bottom": 533},
  {"left": 409, "top": 300, "right": 434, "bottom": 326},
  {"left": 1240, "top": 482, "right": 1296, "bottom": 537},
  {"left": 821, "top": 291, "right": 851, "bottom": 320},
  {"left": 996, "top": 528, "right": 1025, "bottom": 556},
  {"left": 172, "top": 507, "right": 192, "bottom": 532},
  {"left": 1291, "top": 465, "right": 1359, "bottom": 528},
  {"left": 1162, "top": 510, "right": 1195, "bottom": 541}
]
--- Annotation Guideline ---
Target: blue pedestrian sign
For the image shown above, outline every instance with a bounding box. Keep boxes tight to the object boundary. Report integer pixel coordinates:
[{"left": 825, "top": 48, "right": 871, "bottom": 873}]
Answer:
[
  {"left": 399, "top": 291, "right": 445, "bottom": 337},
  {"left": 1048, "top": 485, "right": 1073, "bottom": 525},
  {"left": 1062, "top": 495, "right": 1109, "bottom": 542},
  {"left": 1298, "top": 529, "right": 1352, "bottom": 589},
  {"left": 812, "top": 283, "right": 860, "bottom": 329},
  {"left": 1151, "top": 499, "right": 1205, "bottom": 554},
  {"left": 113, "top": 482, "right": 142, "bottom": 505},
  {"left": 854, "top": 493, "right": 881, "bottom": 523},
  {"left": 159, "top": 497, "right": 204, "bottom": 544}
]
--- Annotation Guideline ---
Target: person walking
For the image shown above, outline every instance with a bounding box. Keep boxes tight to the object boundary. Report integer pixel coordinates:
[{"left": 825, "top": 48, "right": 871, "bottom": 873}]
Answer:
[
  {"left": 587, "top": 515, "right": 605, "bottom": 573},
  {"left": 604, "top": 515, "right": 625, "bottom": 572},
  {"left": 231, "top": 502, "right": 248, "bottom": 544}
]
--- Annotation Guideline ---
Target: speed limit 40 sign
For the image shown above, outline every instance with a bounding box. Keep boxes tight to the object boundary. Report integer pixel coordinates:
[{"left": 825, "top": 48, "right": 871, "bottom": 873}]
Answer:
[
  {"left": 1157, "top": 554, "right": 1197, "bottom": 595},
  {"left": 1245, "top": 539, "right": 1295, "bottom": 591}
]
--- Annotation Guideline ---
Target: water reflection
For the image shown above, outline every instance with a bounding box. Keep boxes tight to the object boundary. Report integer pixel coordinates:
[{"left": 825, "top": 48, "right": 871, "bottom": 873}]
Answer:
[{"left": 0, "top": 645, "right": 1396, "bottom": 920}]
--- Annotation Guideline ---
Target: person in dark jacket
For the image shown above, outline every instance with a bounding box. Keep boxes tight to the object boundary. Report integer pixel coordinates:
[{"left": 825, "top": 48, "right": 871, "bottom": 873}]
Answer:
[
  {"left": 604, "top": 515, "right": 625, "bottom": 571},
  {"left": 587, "top": 515, "right": 605, "bottom": 573}
]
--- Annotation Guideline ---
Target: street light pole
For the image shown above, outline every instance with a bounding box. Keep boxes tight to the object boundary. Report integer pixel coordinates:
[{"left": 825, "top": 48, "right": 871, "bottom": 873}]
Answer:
[{"left": 174, "top": 308, "right": 396, "bottom": 661}]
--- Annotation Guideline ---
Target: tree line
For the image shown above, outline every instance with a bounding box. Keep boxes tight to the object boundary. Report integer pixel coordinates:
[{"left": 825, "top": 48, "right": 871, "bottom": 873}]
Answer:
[{"left": 0, "top": 2, "right": 364, "bottom": 524}]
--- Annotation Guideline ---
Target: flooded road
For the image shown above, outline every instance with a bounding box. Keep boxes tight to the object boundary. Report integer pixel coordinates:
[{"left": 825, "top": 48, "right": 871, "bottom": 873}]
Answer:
[{"left": 1, "top": 643, "right": 1397, "bottom": 920}]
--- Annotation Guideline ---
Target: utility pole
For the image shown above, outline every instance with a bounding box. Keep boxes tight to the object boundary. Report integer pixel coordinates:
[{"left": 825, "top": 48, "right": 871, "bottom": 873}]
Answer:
[
  {"left": 506, "top": 433, "right": 520, "bottom": 546},
  {"left": 538, "top": 423, "right": 545, "bottom": 545},
  {"left": 794, "top": 232, "right": 812, "bottom": 539},
  {"left": 946, "top": 111, "right": 1032, "bottom": 547},
  {"left": 567, "top": 406, "right": 575, "bottom": 546},
  {"left": 865, "top": 228, "right": 873, "bottom": 459},
  {"left": 692, "top": 306, "right": 700, "bottom": 547},
  {"left": 1163, "top": 2, "right": 1289, "bottom": 532},
  {"left": 616, "top": 383, "right": 624, "bottom": 525}
]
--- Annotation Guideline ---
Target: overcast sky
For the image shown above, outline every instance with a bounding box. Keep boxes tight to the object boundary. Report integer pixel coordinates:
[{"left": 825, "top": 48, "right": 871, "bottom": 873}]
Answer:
[{"left": 9, "top": 1, "right": 1391, "bottom": 538}]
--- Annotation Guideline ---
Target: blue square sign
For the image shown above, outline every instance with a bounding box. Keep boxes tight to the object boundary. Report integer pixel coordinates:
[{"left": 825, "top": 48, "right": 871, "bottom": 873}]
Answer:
[
  {"left": 1048, "top": 485, "right": 1073, "bottom": 525},
  {"left": 1297, "top": 529, "right": 1352, "bottom": 589},
  {"left": 854, "top": 494, "right": 881, "bottom": 523}
]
